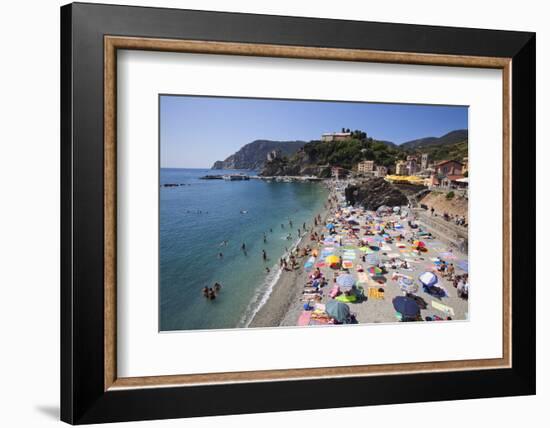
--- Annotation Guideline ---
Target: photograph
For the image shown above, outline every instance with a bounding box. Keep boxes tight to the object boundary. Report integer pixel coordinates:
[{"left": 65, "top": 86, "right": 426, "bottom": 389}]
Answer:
[{"left": 159, "top": 95, "right": 470, "bottom": 332}]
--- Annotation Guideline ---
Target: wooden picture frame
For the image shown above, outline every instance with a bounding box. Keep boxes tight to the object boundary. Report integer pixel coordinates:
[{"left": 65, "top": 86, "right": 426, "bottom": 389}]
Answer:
[{"left": 61, "top": 2, "right": 535, "bottom": 424}]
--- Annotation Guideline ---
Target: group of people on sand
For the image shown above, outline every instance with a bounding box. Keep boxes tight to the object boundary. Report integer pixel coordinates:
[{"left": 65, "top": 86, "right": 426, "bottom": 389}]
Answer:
[
  {"left": 202, "top": 282, "right": 222, "bottom": 301},
  {"left": 453, "top": 273, "right": 469, "bottom": 299}
]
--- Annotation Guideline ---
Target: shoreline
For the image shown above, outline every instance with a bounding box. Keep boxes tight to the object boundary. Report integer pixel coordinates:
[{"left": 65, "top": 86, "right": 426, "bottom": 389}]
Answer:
[{"left": 248, "top": 185, "right": 334, "bottom": 328}]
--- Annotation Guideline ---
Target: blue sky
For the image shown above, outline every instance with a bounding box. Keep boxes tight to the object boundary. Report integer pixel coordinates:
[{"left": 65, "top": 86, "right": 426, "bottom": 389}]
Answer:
[{"left": 160, "top": 95, "right": 468, "bottom": 168}]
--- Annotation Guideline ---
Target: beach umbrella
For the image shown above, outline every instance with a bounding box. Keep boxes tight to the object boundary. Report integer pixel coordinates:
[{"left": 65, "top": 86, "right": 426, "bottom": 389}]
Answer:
[
  {"left": 325, "top": 300, "right": 351, "bottom": 323},
  {"left": 336, "top": 274, "right": 355, "bottom": 288},
  {"left": 419, "top": 271, "right": 438, "bottom": 287},
  {"left": 326, "top": 223, "right": 335, "bottom": 230},
  {"left": 325, "top": 255, "right": 341, "bottom": 267},
  {"left": 392, "top": 296, "right": 420, "bottom": 318},
  {"left": 413, "top": 240, "right": 426, "bottom": 248},
  {"left": 367, "top": 266, "right": 383, "bottom": 275}
]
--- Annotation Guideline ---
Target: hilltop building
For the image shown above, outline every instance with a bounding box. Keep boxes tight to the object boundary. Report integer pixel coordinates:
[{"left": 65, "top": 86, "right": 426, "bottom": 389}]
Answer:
[
  {"left": 321, "top": 132, "right": 352, "bottom": 142},
  {"left": 357, "top": 160, "right": 375, "bottom": 175}
]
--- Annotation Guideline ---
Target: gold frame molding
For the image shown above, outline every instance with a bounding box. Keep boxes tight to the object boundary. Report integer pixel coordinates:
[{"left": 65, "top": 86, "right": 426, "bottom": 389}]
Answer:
[{"left": 104, "top": 36, "right": 512, "bottom": 391}]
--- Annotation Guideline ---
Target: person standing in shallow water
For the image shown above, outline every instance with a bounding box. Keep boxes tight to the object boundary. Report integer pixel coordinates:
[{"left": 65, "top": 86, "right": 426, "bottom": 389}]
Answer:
[{"left": 262, "top": 249, "right": 267, "bottom": 262}]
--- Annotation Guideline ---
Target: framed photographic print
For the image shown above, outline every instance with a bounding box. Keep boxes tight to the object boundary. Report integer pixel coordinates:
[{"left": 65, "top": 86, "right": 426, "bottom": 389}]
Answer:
[{"left": 61, "top": 2, "right": 536, "bottom": 424}]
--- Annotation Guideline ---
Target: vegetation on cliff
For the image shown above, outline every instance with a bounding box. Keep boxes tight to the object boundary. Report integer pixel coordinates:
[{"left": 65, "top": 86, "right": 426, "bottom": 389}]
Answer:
[
  {"left": 260, "top": 137, "right": 405, "bottom": 176},
  {"left": 211, "top": 140, "right": 306, "bottom": 170}
]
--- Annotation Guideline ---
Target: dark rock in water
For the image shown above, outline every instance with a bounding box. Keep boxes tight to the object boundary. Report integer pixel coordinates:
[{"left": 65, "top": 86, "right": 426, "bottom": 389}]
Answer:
[{"left": 345, "top": 177, "right": 409, "bottom": 211}]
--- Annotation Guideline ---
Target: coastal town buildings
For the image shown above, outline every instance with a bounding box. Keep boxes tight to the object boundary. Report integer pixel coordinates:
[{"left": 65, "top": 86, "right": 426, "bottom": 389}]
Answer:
[
  {"left": 321, "top": 132, "right": 352, "bottom": 142},
  {"left": 421, "top": 153, "right": 429, "bottom": 171},
  {"left": 375, "top": 165, "right": 388, "bottom": 177},
  {"left": 440, "top": 175, "right": 468, "bottom": 189},
  {"left": 462, "top": 157, "right": 468, "bottom": 175},
  {"left": 435, "top": 160, "right": 463, "bottom": 176},
  {"left": 331, "top": 166, "right": 348, "bottom": 180},
  {"left": 395, "top": 160, "right": 407, "bottom": 175},
  {"left": 406, "top": 156, "right": 418, "bottom": 175},
  {"left": 357, "top": 160, "right": 375, "bottom": 175}
]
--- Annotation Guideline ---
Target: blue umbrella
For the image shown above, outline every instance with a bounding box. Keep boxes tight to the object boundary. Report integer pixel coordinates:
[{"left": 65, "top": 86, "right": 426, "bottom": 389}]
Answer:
[
  {"left": 419, "top": 271, "right": 438, "bottom": 287},
  {"left": 326, "top": 223, "right": 335, "bottom": 230},
  {"left": 392, "top": 296, "right": 420, "bottom": 318},
  {"left": 336, "top": 274, "right": 355, "bottom": 288}
]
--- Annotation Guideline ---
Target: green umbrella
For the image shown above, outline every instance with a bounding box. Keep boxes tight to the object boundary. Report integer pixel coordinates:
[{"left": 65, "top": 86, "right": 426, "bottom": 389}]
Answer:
[{"left": 325, "top": 300, "right": 351, "bottom": 323}]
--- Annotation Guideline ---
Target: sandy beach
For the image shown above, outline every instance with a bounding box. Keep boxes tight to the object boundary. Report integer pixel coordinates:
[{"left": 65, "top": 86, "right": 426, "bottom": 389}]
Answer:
[{"left": 249, "top": 179, "right": 469, "bottom": 328}]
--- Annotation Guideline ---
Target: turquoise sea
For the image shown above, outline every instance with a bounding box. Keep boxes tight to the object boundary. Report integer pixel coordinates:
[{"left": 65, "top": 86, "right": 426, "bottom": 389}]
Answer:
[{"left": 160, "top": 168, "right": 328, "bottom": 331}]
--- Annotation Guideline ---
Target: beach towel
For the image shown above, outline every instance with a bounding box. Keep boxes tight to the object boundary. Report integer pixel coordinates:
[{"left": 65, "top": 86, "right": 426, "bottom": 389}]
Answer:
[
  {"left": 329, "top": 285, "right": 340, "bottom": 298},
  {"left": 336, "top": 293, "right": 357, "bottom": 303},
  {"left": 309, "top": 317, "right": 331, "bottom": 325},
  {"left": 297, "top": 311, "right": 312, "bottom": 326},
  {"left": 304, "top": 256, "right": 315, "bottom": 270},
  {"left": 342, "top": 261, "right": 354, "bottom": 269},
  {"left": 367, "top": 287, "right": 385, "bottom": 299},
  {"left": 431, "top": 300, "right": 455, "bottom": 316},
  {"left": 315, "top": 262, "right": 326, "bottom": 268}
]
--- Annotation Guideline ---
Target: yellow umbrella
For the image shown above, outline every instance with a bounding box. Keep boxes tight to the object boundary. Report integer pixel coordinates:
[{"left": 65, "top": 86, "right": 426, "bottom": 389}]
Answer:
[{"left": 325, "top": 255, "right": 341, "bottom": 266}]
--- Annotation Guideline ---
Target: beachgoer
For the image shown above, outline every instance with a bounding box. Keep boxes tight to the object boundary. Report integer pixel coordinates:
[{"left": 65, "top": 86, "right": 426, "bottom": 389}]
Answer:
[
  {"left": 218, "top": 252, "right": 223, "bottom": 259},
  {"left": 262, "top": 249, "right": 267, "bottom": 261},
  {"left": 265, "top": 267, "right": 270, "bottom": 273},
  {"left": 202, "top": 286, "right": 209, "bottom": 297},
  {"left": 241, "top": 242, "right": 246, "bottom": 251},
  {"left": 213, "top": 282, "right": 222, "bottom": 292}
]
